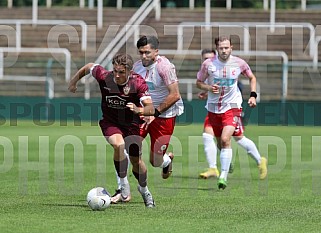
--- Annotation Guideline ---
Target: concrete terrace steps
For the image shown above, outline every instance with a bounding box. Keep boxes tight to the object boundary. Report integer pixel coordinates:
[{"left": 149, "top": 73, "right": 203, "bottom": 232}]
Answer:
[
  {"left": 0, "top": 7, "right": 320, "bottom": 100},
  {"left": 1, "top": 7, "right": 320, "bottom": 25},
  {"left": 0, "top": 7, "right": 136, "bottom": 23}
]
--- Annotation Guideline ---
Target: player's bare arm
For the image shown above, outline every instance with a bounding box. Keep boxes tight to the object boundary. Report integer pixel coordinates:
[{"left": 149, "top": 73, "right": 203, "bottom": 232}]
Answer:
[
  {"left": 68, "top": 63, "right": 95, "bottom": 93},
  {"left": 196, "top": 80, "right": 220, "bottom": 94},
  {"left": 247, "top": 73, "right": 257, "bottom": 108},
  {"left": 157, "top": 82, "right": 181, "bottom": 113}
]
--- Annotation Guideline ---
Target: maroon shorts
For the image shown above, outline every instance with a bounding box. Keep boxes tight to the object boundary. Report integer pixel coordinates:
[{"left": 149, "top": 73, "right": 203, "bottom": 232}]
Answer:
[{"left": 99, "top": 120, "right": 142, "bottom": 157}]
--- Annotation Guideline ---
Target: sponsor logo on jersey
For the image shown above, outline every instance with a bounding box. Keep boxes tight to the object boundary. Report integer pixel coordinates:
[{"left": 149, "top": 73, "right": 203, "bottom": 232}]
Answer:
[
  {"left": 146, "top": 81, "right": 155, "bottom": 90},
  {"left": 213, "top": 78, "right": 236, "bottom": 87},
  {"left": 106, "top": 95, "right": 127, "bottom": 109}
]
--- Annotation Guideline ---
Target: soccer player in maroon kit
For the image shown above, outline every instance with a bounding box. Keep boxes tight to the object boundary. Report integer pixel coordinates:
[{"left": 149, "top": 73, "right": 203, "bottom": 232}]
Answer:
[
  {"left": 111, "top": 36, "right": 184, "bottom": 203},
  {"left": 68, "top": 53, "right": 156, "bottom": 207}
]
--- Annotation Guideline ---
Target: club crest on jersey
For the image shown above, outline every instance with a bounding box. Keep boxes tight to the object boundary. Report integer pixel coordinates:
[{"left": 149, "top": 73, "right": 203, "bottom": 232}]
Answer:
[{"left": 123, "top": 85, "right": 130, "bottom": 95}]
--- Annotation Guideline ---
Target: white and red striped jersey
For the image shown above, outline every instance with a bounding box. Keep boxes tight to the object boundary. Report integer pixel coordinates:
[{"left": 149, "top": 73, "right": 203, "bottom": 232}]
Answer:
[
  {"left": 133, "top": 55, "right": 184, "bottom": 118},
  {"left": 197, "top": 55, "right": 253, "bottom": 114}
]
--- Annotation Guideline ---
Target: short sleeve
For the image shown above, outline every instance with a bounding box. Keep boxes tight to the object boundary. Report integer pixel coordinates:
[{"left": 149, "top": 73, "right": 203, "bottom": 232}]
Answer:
[
  {"left": 197, "top": 59, "right": 211, "bottom": 82},
  {"left": 90, "top": 64, "right": 109, "bottom": 81},
  {"left": 135, "top": 75, "right": 151, "bottom": 101},
  {"left": 240, "top": 60, "right": 253, "bottom": 78},
  {"left": 156, "top": 56, "right": 178, "bottom": 86}
]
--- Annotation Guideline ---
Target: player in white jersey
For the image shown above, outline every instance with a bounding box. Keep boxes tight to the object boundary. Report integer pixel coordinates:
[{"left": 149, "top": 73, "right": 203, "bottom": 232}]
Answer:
[
  {"left": 198, "top": 49, "right": 258, "bottom": 179},
  {"left": 198, "top": 49, "right": 233, "bottom": 179},
  {"left": 196, "top": 36, "right": 267, "bottom": 189},
  {"left": 134, "top": 35, "right": 184, "bottom": 175},
  {"left": 111, "top": 35, "right": 184, "bottom": 203}
]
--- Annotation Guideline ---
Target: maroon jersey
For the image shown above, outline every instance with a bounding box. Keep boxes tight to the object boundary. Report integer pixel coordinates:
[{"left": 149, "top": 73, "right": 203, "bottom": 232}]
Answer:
[{"left": 91, "top": 64, "right": 151, "bottom": 127}]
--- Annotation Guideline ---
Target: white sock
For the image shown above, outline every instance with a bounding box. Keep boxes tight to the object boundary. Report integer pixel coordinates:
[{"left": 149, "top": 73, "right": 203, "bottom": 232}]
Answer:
[
  {"left": 236, "top": 136, "right": 261, "bottom": 165},
  {"left": 219, "top": 148, "right": 232, "bottom": 181},
  {"left": 138, "top": 185, "right": 149, "bottom": 193},
  {"left": 115, "top": 172, "right": 121, "bottom": 190},
  {"left": 202, "top": 132, "right": 217, "bottom": 168},
  {"left": 160, "top": 153, "right": 171, "bottom": 168},
  {"left": 124, "top": 149, "right": 129, "bottom": 160},
  {"left": 120, "top": 176, "right": 130, "bottom": 197},
  {"left": 116, "top": 149, "right": 130, "bottom": 189},
  {"left": 120, "top": 176, "right": 129, "bottom": 186}
]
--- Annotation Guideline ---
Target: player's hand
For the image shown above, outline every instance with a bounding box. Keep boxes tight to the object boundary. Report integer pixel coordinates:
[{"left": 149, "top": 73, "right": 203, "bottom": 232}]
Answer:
[
  {"left": 248, "top": 97, "right": 257, "bottom": 108},
  {"left": 210, "top": 83, "right": 220, "bottom": 94},
  {"left": 68, "top": 83, "right": 77, "bottom": 93},
  {"left": 143, "top": 116, "right": 155, "bottom": 125},
  {"left": 198, "top": 91, "right": 208, "bottom": 100},
  {"left": 126, "top": 102, "right": 141, "bottom": 114}
]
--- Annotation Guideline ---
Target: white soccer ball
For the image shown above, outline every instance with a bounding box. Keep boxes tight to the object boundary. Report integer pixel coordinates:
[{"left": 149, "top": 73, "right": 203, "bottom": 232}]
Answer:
[{"left": 87, "top": 187, "right": 111, "bottom": 211}]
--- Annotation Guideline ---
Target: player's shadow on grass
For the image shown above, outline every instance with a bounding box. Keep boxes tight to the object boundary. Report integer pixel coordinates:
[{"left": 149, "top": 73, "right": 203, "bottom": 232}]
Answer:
[
  {"left": 156, "top": 175, "right": 219, "bottom": 192},
  {"left": 42, "top": 203, "right": 88, "bottom": 208},
  {"left": 171, "top": 175, "right": 203, "bottom": 180},
  {"left": 43, "top": 201, "right": 145, "bottom": 210},
  {"left": 156, "top": 186, "right": 217, "bottom": 191}
]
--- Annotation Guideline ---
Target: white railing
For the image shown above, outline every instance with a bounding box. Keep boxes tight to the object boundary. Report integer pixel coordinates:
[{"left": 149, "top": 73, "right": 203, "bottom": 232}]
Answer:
[
  {"left": 0, "top": 47, "right": 71, "bottom": 82},
  {"left": 192, "top": 0, "right": 310, "bottom": 30},
  {"left": 178, "top": 78, "right": 261, "bottom": 103},
  {"left": 301, "top": 0, "right": 307, "bottom": 11},
  {"left": 28, "top": 0, "right": 160, "bottom": 31},
  {"left": 84, "top": 49, "right": 287, "bottom": 101},
  {"left": 233, "top": 50, "right": 287, "bottom": 103},
  {"left": 96, "top": 0, "right": 160, "bottom": 67},
  {"left": 160, "top": 49, "right": 286, "bottom": 101},
  {"left": 31, "top": 0, "right": 134, "bottom": 10},
  {"left": 8, "top": 0, "right": 311, "bottom": 11},
  {"left": 7, "top": 0, "right": 12, "bottom": 8},
  {"left": 97, "top": 0, "right": 103, "bottom": 29},
  {"left": 8, "top": 1, "right": 313, "bottom": 45},
  {"left": 188, "top": 0, "right": 309, "bottom": 11},
  {"left": 313, "top": 36, "right": 321, "bottom": 70},
  {"left": 32, "top": 0, "right": 38, "bottom": 24},
  {"left": 95, "top": 0, "right": 160, "bottom": 29},
  {"left": 177, "top": 22, "right": 316, "bottom": 58},
  {"left": 79, "top": 0, "right": 85, "bottom": 8},
  {"left": 270, "top": 0, "right": 276, "bottom": 32},
  {"left": 82, "top": 0, "right": 160, "bottom": 99},
  {"left": 0, "top": 19, "right": 87, "bottom": 51},
  {"left": 1, "top": 75, "right": 54, "bottom": 99}
]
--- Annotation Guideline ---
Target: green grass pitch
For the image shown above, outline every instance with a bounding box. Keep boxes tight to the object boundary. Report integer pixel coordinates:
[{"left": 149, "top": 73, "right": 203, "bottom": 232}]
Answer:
[{"left": 0, "top": 120, "right": 321, "bottom": 232}]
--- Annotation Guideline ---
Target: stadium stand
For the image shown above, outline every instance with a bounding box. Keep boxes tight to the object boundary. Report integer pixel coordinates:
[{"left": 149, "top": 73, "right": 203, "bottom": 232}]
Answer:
[{"left": 0, "top": 6, "right": 320, "bottom": 101}]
